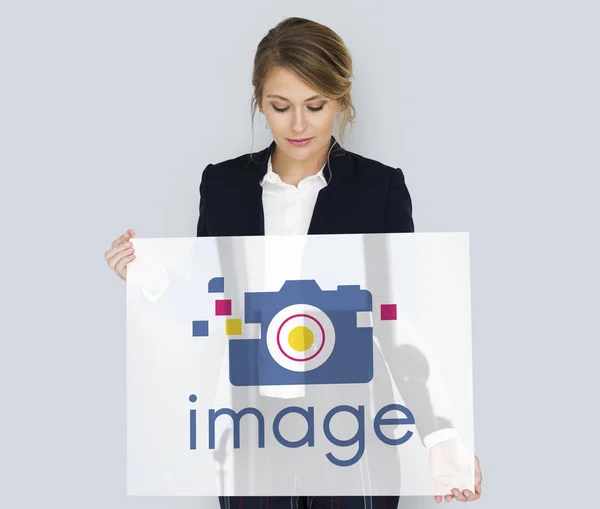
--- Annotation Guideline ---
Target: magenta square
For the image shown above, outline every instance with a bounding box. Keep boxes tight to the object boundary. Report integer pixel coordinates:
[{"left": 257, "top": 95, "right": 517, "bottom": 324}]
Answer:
[
  {"left": 380, "top": 304, "right": 397, "bottom": 321},
  {"left": 215, "top": 299, "right": 232, "bottom": 316}
]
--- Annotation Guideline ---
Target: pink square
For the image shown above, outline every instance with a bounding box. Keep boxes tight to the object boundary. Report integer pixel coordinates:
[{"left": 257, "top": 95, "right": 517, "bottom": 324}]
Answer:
[
  {"left": 380, "top": 304, "right": 397, "bottom": 321},
  {"left": 215, "top": 299, "right": 232, "bottom": 316}
]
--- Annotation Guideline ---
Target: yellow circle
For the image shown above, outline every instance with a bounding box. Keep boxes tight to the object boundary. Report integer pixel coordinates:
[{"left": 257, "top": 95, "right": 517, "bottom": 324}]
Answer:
[{"left": 288, "top": 326, "right": 314, "bottom": 352}]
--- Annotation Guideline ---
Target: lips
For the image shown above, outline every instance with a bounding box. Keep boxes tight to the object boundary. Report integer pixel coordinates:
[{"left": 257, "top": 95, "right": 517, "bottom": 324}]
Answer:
[{"left": 287, "top": 137, "right": 314, "bottom": 146}]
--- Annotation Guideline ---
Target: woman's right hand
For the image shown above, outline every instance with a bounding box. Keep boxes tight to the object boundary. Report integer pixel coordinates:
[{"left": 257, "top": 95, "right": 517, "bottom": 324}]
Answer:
[{"left": 105, "top": 229, "right": 137, "bottom": 281}]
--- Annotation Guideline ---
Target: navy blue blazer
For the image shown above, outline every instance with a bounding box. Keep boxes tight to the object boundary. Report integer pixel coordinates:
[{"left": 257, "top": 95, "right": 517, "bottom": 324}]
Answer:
[{"left": 196, "top": 135, "right": 414, "bottom": 237}]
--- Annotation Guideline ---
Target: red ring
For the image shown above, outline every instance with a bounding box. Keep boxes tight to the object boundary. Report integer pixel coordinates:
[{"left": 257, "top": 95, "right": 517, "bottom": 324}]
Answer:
[{"left": 276, "top": 313, "right": 326, "bottom": 362}]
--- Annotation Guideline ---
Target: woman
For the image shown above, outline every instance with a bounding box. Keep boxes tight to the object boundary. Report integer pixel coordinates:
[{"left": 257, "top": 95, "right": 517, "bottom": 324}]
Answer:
[{"left": 105, "top": 16, "right": 482, "bottom": 507}]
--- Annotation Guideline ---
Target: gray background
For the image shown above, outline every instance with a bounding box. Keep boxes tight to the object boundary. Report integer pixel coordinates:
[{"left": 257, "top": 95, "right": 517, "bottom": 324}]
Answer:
[{"left": 1, "top": 0, "right": 598, "bottom": 507}]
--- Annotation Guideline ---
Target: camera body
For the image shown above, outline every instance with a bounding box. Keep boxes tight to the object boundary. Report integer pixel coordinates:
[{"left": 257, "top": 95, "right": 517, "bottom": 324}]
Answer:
[{"left": 229, "top": 280, "right": 373, "bottom": 386}]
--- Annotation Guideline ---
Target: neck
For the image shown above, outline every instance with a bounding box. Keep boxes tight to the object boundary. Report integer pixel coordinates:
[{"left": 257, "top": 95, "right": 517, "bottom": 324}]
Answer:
[{"left": 270, "top": 141, "right": 329, "bottom": 187}]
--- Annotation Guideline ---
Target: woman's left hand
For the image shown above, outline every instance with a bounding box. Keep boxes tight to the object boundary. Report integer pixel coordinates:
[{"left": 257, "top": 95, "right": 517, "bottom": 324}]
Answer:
[{"left": 435, "top": 455, "right": 482, "bottom": 503}]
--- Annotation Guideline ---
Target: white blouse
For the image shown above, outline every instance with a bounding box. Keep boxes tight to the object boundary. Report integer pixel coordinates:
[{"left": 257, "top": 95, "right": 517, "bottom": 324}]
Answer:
[{"left": 260, "top": 154, "right": 327, "bottom": 235}]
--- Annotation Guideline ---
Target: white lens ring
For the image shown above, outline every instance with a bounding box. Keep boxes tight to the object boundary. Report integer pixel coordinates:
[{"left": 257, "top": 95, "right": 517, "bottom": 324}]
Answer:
[{"left": 265, "top": 303, "right": 335, "bottom": 372}]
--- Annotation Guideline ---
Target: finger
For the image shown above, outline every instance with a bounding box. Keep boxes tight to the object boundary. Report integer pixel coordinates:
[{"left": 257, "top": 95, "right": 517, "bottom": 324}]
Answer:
[
  {"left": 474, "top": 460, "right": 482, "bottom": 495},
  {"left": 107, "top": 248, "right": 134, "bottom": 272},
  {"left": 444, "top": 494, "right": 454, "bottom": 502},
  {"left": 434, "top": 480, "right": 450, "bottom": 499},
  {"left": 115, "top": 253, "right": 136, "bottom": 274},
  {"left": 434, "top": 481, "right": 443, "bottom": 496},
  {"left": 463, "top": 490, "right": 479, "bottom": 501},
  {"left": 111, "top": 231, "right": 132, "bottom": 248},
  {"left": 434, "top": 495, "right": 442, "bottom": 503},
  {"left": 106, "top": 243, "right": 134, "bottom": 265},
  {"left": 106, "top": 240, "right": 133, "bottom": 260},
  {"left": 452, "top": 488, "right": 466, "bottom": 502},
  {"left": 128, "top": 229, "right": 136, "bottom": 238}
]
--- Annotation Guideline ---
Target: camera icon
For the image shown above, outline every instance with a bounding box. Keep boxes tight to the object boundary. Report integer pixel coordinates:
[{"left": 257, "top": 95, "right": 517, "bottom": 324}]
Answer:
[{"left": 229, "top": 280, "right": 374, "bottom": 386}]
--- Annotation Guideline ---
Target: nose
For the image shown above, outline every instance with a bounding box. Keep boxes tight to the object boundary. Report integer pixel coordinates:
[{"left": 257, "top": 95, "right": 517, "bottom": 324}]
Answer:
[{"left": 291, "top": 107, "right": 308, "bottom": 133}]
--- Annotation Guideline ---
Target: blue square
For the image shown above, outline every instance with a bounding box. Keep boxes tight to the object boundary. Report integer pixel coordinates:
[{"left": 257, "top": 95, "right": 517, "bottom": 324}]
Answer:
[
  {"left": 192, "top": 320, "right": 209, "bottom": 337},
  {"left": 208, "top": 277, "right": 225, "bottom": 293}
]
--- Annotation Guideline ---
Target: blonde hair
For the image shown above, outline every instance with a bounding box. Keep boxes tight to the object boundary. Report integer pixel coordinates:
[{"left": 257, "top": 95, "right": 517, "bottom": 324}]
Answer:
[{"left": 249, "top": 17, "right": 356, "bottom": 164}]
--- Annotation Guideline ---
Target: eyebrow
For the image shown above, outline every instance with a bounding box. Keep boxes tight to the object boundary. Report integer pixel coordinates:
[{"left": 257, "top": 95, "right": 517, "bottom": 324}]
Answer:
[{"left": 266, "top": 94, "right": 326, "bottom": 102}]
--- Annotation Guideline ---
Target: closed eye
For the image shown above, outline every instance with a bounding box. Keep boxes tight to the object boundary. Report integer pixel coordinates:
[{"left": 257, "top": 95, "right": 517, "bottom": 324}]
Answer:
[{"left": 271, "top": 104, "right": 325, "bottom": 113}]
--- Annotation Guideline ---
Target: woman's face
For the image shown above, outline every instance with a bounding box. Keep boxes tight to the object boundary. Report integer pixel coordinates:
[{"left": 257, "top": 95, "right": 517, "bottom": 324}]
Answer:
[{"left": 259, "top": 66, "right": 341, "bottom": 162}]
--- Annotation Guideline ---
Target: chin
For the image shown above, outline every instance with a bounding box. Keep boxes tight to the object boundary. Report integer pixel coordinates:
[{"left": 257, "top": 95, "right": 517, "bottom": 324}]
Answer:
[{"left": 283, "top": 149, "right": 313, "bottom": 162}]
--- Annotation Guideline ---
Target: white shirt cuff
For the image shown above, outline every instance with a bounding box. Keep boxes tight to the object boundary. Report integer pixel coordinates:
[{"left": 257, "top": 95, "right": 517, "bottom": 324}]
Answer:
[{"left": 423, "top": 428, "right": 459, "bottom": 448}]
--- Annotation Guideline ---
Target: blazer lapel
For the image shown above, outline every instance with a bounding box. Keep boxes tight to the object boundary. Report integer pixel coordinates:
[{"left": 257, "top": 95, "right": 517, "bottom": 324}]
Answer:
[
  {"left": 241, "top": 140, "right": 277, "bottom": 236},
  {"left": 308, "top": 138, "right": 349, "bottom": 234}
]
